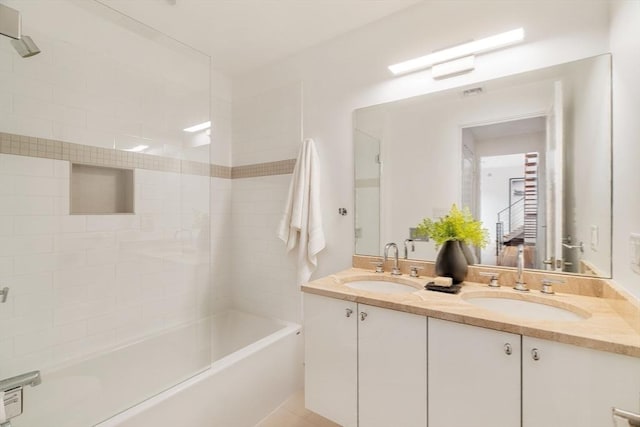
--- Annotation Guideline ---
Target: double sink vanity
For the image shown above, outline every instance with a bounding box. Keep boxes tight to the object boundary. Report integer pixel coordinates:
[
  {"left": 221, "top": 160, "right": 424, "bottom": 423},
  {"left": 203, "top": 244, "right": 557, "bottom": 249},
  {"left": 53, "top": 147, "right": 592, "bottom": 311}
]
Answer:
[{"left": 302, "top": 257, "right": 640, "bottom": 427}]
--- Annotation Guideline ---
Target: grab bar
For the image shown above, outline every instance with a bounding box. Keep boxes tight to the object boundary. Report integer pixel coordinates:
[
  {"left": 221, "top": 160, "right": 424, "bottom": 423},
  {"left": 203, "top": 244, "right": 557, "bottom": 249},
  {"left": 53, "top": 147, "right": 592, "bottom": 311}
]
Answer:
[
  {"left": 0, "top": 371, "right": 41, "bottom": 392},
  {"left": 613, "top": 407, "right": 640, "bottom": 426}
]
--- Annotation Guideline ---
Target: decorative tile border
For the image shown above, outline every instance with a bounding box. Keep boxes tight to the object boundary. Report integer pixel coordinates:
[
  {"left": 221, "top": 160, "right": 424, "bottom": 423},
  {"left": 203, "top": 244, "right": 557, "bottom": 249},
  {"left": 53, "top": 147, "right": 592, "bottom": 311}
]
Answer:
[
  {"left": 231, "top": 159, "right": 296, "bottom": 179},
  {"left": 0, "top": 132, "right": 295, "bottom": 179}
]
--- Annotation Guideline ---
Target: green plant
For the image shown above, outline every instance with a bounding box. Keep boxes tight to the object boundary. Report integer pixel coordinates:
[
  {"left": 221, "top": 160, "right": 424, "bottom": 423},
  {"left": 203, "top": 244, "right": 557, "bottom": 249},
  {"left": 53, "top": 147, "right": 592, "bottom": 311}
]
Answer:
[{"left": 415, "top": 204, "right": 489, "bottom": 248}]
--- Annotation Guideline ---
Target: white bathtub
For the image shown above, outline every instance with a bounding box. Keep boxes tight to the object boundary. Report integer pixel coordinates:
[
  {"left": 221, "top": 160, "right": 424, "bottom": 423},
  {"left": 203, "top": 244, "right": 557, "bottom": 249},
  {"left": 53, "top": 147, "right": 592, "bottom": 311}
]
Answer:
[{"left": 13, "top": 311, "right": 302, "bottom": 427}]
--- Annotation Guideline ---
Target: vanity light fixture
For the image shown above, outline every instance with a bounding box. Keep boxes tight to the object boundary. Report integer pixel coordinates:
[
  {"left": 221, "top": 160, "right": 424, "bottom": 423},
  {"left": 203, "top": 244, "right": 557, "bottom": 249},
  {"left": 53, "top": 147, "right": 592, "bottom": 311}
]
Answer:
[
  {"left": 183, "top": 121, "right": 211, "bottom": 133},
  {"left": 388, "top": 28, "right": 525, "bottom": 76},
  {"left": 431, "top": 55, "right": 475, "bottom": 79}
]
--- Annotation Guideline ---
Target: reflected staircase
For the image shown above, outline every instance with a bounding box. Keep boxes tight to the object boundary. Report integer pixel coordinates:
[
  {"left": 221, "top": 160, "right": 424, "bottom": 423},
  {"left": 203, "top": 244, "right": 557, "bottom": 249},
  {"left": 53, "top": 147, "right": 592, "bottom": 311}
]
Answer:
[
  {"left": 496, "top": 152, "right": 539, "bottom": 261},
  {"left": 523, "top": 152, "right": 539, "bottom": 245}
]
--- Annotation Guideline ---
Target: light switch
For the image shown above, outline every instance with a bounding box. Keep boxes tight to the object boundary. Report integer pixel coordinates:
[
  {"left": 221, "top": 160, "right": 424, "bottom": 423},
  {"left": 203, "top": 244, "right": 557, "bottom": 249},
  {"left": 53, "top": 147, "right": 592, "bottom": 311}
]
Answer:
[{"left": 630, "top": 233, "right": 640, "bottom": 275}]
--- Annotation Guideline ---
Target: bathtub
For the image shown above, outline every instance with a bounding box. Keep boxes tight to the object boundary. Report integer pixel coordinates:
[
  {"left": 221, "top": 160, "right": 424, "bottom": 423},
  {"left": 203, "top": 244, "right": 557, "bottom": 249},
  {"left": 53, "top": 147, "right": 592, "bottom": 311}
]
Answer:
[{"left": 13, "top": 310, "right": 302, "bottom": 427}]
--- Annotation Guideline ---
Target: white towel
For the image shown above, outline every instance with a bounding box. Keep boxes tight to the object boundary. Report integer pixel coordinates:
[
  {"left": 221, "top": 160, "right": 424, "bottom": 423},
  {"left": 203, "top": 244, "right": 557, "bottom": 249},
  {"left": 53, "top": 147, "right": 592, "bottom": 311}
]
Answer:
[{"left": 278, "top": 138, "right": 325, "bottom": 284}]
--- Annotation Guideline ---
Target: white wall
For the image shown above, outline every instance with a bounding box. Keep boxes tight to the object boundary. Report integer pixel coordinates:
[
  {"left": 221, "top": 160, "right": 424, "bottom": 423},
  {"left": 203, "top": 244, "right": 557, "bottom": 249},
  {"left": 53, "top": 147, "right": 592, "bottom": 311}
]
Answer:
[
  {"left": 232, "top": 0, "right": 612, "bottom": 296},
  {"left": 563, "top": 57, "right": 612, "bottom": 275},
  {"left": 610, "top": 0, "right": 640, "bottom": 298},
  {"left": 230, "top": 82, "right": 302, "bottom": 322}
]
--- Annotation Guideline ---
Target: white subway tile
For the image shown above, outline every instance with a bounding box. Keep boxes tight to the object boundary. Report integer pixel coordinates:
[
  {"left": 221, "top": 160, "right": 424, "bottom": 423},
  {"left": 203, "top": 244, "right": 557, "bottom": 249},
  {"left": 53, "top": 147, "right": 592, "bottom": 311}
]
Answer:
[
  {"left": 13, "top": 289, "right": 54, "bottom": 316},
  {"left": 54, "top": 231, "right": 116, "bottom": 252},
  {"left": 53, "top": 265, "right": 115, "bottom": 289},
  {"left": 86, "top": 215, "right": 140, "bottom": 232},
  {"left": 13, "top": 216, "right": 58, "bottom": 235},
  {"left": 53, "top": 296, "right": 116, "bottom": 325},
  {"left": 4, "top": 311, "right": 52, "bottom": 337},
  {"left": 115, "top": 316, "right": 164, "bottom": 344},
  {"left": 14, "top": 321, "right": 86, "bottom": 356},
  {"left": 0, "top": 113, "right": 53, "bottom": 139},
  {"left": 59, "top": 215, "right": 86, "bottom": 233},
  {"left": 8, "top": 272, "right": 52, "bottom": 295},
  {"left": 0, "top": 338, "right": 13, "bottom": 361},
  {"left": 87, "top": 306, "right": 141, "bottom": 335},
  {"left": 54, "top": 160, "right": 69, "bottom": 178},
  {"left": 54, "top": 285, "right": 88, "bottom": 308},
  {"left": 0, "top": 176, "right": 14, "bottom": 195},
  {"left": 0, "top": 196, "right": 54, "bottom": 215},
  {"left": 12, "top": 95, "right": 64, "bottom": 123},
  {"left": 0, "top": 70, "right": 53, "bottom": 102},
  {"left": 53, "top": 196, "right": 69, "bottom": 215},
  {"left": 0, "top": 235, "right": 53, "bottom": 256},
  {"left": 0, "top": 257, "right": 12, "bottom": 277},
  {"left": 12, "top": 176, "right": 65, "bottom": 197},
  {"left": 0, "top": 90, "right": 11, "bottom": 113},
  {"left": 85, "top": 247, "right": 118, "bottom": 266},
  {"left": 13, "top": 251, "right": 86, "bottom": 274},
  {"left": 52, "top": 330, "right": 117, "bottom": 363},
  {"left": 0, "top": 217, "right": 13, "bottom": 235}
]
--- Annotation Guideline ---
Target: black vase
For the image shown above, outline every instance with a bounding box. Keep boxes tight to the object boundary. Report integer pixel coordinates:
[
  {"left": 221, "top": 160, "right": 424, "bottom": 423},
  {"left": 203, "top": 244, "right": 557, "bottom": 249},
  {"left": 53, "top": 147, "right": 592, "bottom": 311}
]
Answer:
[
  {"left": 460, "top": 241, "right": 476, "bottom": 266},
  {"left": 435, "top": 240, "right": 468, "bottom": 284}
]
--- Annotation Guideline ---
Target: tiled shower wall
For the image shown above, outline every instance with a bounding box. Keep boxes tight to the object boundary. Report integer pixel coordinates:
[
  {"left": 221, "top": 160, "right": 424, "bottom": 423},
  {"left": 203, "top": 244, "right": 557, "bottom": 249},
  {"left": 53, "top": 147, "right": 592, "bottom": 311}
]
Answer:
[
  {"left": 0, "top": 1, "right": 212, "bottom": 379},
  {"left": 0, "top": 153, "right": 210, "bottom": 379}
]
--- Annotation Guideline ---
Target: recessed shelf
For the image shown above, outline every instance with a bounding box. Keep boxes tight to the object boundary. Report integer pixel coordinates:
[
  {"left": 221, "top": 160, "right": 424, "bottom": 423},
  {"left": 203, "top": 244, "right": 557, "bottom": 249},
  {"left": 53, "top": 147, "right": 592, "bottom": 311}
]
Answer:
[{"left": 71, "top": 164, "right": 134, "bottom": 214}]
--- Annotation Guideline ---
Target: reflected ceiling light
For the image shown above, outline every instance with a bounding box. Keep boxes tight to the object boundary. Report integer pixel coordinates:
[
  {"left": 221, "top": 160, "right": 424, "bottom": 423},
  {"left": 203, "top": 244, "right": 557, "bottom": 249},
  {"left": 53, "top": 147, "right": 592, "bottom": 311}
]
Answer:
[
  {"left": 388, "top": 28, "right": 525, "bottom": 76},
  {"left": 183, "top": 121, "right": 211, "bottom": 133},
  {"left": 124, "top": 145, "right": 149, "bottom": 152}
]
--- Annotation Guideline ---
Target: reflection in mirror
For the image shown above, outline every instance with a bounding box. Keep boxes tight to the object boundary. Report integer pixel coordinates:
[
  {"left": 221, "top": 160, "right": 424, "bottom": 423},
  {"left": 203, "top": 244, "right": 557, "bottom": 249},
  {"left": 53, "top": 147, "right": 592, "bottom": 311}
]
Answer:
[{"left": 354, "top": 54, "right": 611, "bottom": 277}]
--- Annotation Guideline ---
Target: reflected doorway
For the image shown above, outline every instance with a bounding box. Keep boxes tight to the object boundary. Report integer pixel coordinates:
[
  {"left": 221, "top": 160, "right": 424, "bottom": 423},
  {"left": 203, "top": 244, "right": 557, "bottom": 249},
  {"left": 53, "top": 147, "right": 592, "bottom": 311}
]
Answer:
[{"left": 461, "top": 116, "right": 547, "bottom": 268}]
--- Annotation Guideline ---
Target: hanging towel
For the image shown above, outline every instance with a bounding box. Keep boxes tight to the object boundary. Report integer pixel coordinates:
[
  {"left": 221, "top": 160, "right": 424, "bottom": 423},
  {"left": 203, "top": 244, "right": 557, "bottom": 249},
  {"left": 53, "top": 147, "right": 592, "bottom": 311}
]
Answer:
[{"left": 278, "top": 138, "right": 325, "bottom": 284}]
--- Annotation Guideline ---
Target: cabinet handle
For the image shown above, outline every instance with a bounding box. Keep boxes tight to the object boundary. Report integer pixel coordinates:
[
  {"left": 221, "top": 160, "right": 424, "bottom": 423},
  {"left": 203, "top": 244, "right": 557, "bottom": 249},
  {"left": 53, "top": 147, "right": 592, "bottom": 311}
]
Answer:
[
  {"left": 345, "top": 308, "right": 353, "bottom": 318},
  {"left": 531, "top": 348, "right": 540, "bottom": 361},
  {"left": 360, "top": 312, "right": 368, "bottom": 321},
  {"left": 504, "top": 343, "right": 513, "bottom": 355}
]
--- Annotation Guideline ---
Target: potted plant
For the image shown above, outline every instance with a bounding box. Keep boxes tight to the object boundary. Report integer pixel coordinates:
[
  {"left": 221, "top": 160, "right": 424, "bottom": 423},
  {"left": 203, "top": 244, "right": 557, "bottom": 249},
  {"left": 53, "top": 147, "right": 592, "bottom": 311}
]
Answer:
[{"left": 415, "top": 204, "right": 489, "bottom": 283}]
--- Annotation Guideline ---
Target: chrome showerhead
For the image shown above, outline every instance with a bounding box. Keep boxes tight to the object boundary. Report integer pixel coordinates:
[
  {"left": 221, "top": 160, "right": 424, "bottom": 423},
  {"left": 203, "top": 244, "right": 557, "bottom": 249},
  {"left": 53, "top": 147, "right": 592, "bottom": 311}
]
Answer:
[{"left": 11, "top": 35, "right": 40, "bottom": 58}]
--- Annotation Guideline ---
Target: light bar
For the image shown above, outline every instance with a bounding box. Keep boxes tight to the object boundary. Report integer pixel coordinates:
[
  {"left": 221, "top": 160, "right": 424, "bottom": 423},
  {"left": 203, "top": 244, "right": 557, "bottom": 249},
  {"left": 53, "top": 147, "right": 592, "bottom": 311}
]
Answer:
[
  {"left": 432, "top": 55, "right": 475, "bottom": 79},
  {"left": 183, "top": 121, "right": 211, "bottom": 133},
  {"left": 389, "top": 28, "right": 524, "bottom": 76}
]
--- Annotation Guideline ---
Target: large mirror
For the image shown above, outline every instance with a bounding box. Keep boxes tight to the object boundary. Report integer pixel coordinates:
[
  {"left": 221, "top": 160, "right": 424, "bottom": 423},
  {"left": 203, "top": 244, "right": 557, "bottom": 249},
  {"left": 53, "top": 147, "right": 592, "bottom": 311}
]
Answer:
[{"left": 354, "top": 54, "right": 611, "bottom": 277}]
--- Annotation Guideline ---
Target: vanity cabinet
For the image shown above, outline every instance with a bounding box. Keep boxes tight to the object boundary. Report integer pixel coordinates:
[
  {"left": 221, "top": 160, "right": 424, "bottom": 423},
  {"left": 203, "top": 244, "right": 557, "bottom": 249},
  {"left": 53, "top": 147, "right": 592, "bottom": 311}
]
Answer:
[
  {"left": 304, "top": 293, "right": 358, "bottom": 427},
  {"left": 304, "top": 293, "right": 427, "bottom": 427},
  {"left": 428, "top": 318, "right": 521, "bottom": 427},
  {"left": 522, "top": 337, "right": 640, "bottom": 427}
]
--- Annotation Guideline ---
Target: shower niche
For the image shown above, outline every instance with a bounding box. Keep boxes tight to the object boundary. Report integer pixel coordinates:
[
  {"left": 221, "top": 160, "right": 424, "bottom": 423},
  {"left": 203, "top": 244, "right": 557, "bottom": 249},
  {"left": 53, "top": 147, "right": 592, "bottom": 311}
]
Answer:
[{"left": 70, "top": 163, "right": 135, "bottom": 214}]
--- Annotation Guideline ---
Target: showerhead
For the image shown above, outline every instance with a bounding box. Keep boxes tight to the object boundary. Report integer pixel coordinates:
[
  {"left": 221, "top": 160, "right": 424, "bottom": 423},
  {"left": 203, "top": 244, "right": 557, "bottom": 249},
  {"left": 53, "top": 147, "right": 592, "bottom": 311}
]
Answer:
[{"left": 11, "top": 35, "right": 40, "bottom": 58}]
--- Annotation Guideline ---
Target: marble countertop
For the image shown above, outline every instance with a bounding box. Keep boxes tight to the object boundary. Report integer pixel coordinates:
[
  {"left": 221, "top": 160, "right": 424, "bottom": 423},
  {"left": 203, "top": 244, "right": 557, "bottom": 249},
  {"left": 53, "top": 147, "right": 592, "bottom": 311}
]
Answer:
[{"left": 301, "top": 268, "right": 640, "bottom": 358}]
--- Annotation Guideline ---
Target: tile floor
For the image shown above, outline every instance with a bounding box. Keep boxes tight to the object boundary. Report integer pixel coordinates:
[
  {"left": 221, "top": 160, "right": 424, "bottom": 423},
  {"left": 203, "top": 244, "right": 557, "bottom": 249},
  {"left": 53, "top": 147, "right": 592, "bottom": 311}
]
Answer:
[{"left": 256, "top": 390, "right": 341, "bottom": 427}]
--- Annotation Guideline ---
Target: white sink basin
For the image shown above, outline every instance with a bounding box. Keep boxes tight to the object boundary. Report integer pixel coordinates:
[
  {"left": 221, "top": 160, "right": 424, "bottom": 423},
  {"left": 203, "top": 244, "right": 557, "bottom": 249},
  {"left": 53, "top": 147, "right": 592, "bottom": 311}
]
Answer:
[
  {"left": 464, "top": 294, "right": 589, "bottom": 321},
  {"left": 344, "top": 280, "right": 419, "bottom": 295}
]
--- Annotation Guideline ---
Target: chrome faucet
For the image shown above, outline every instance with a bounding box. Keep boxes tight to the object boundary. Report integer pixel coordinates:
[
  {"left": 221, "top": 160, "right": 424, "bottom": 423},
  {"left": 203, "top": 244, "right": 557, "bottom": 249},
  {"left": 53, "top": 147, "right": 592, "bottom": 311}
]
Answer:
[
  {"left": 384, "top": 242, "right": 401, "bottom": 275},
  {"left": 514, "top": 244, "right": 529, "bottom": 291}
]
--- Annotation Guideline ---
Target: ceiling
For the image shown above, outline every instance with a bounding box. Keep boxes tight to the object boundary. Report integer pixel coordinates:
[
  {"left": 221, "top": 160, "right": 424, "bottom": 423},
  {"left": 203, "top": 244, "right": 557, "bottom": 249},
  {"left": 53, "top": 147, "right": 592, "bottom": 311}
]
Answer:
[{"left": 98, "top": 0, "right": 423, "bottom": 76}]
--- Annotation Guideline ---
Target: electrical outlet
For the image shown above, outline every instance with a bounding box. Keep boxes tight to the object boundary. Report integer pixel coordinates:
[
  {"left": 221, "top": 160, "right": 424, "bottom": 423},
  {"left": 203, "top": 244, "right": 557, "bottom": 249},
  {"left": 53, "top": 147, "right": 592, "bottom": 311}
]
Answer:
[
  {"left": 590, "top": 225, "right": 599, "bottom": 251},
  {"left": 630, "top": 233, "right": 640, "bottom": 275}
]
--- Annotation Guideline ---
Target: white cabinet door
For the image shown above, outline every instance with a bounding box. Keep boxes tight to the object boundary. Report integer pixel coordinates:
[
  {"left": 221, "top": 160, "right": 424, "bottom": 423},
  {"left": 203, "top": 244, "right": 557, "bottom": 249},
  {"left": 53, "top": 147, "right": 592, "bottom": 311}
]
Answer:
[
  {"left": 304, "top": 293, "right": 358, "bottom": 427},
  {"left": 358, "top": 304, "right": 427, "bottom": 427},
  {"left": 428, "top": 318, "right": 521, "bottom": 427},
  {"left": 523, "top": 336, "right": 640, "bottom": 427}
]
